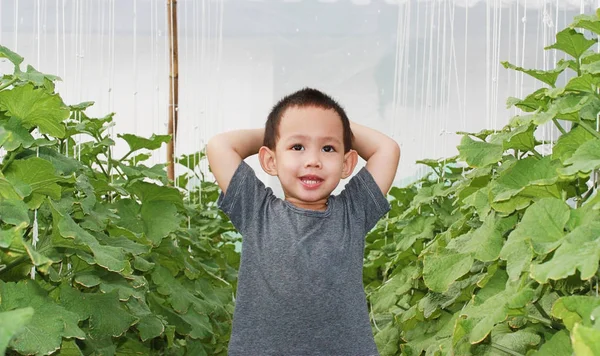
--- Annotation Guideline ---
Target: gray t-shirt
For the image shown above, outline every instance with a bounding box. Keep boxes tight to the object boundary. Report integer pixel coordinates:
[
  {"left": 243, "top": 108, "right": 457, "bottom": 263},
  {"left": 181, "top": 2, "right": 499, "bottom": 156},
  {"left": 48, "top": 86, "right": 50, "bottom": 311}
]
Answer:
[{"left": 218, "top": 161, "right": 390, "bottom": 356}]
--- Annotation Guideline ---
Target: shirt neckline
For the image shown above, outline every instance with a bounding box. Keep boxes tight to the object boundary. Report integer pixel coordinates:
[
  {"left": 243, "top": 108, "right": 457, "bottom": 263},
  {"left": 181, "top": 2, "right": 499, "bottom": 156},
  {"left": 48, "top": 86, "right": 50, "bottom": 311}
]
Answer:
[{"left": 282, "top": 197, "right": 333, "bottom": 217}]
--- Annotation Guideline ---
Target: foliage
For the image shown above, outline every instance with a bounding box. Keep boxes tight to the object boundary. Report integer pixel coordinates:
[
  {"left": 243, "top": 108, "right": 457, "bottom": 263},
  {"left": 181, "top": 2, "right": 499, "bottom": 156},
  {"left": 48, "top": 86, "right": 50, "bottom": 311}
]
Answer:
[
  {"left": 365, "top": 12, "right": 600, "bottom": 356},
  {"left": 0, "top": 44, "right": 240, "bottom": 355}
]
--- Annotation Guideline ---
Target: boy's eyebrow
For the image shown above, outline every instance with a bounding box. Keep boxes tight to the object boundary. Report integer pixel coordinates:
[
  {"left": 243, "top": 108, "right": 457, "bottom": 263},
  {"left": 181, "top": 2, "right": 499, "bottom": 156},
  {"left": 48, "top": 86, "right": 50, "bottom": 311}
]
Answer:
[{"left": 286, "top": 134, "right": 343, "bottom": 145}]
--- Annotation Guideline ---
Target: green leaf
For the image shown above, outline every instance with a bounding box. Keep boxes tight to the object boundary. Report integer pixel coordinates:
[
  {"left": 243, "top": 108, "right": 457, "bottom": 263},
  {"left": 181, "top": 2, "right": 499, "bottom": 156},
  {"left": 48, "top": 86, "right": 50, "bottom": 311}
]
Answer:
[
  {"left": 551, "top": 296, "right": 600, "bottom": 331},
  {"left": 559, "top": 138, "right": 600, "bottom": 176},
  {"left": 571, "top": 14, "right": 600, "bottom": 35},
  {"left": 506, "top": 88, "right": 550, "bottom": 112},
  {"left": 502, "top": 61, "right": 568, "bottom": 87},
  {"left": 0, "top": 307, "right": 33, "bottom": 356},
  {"left": 0, "top": 45, "right": 24, "bottom": 67},
  {"left": 545, "top": 28, "right": 597, "bottom": 60},
  {"left": 151, "top": 266, "right": 214, "bottom": 315},
  {"left": 0, "top": 117, "right": 36, "bottom": 151},
  {"left": 126, "top": 298, "right": 165, "bottom": 341},
  {"left": 0, "top": 83, "right": 69, "bottom": 137},
  {"left": 500, "top": 198, "right": 569, "bottom": 280},
  {"left": 371, "top": 265, "right": 419, "bottom": 313},
  {"left": 531, "top": 222, "right": 600, "bottom": 283},
  {"left": 447, "top": 213, "right": 517, "bottom": 262},
  {"left": 4, "top": 157, "right": 62, "bottom": 202},
  {"left": 59, "top": 286, "right": 138, "bottom": 338},
  {"left": 551, "top": 94, "right": 591, "bottom": 122},
  {"left": 532, "top": 330, "right": 573, "bottom": 356},
  {"left": 489, "top": 156, "right": 561, "bottom": 202},
  {"left": 16, "top": 65, "right": 61, "bottom": 87},
  {"left": 552, "top": 125, "right": 596, "bottom": 164},
  {"left": 0, "top": 281, "right": 85, "bottom": 356},
  {"left": 423, "top": 251, "right": 473, "bottom": 293},
  {"left": 572, "top": 323, "right": 600, "bottom": 356},
  {"left": 490, "top": 324, "right": 541, "bottom": 355},
  {"left": 51, "top": 201, "right": 132, "bottom": 273},
  {"left": 0, "top": 199, "right": 29, "bottom": 226},
  {"left": 490, "top": 124, "right": 537, "bottom": 152},
  {"left": 119, "top": 133, "right": 171, "bottom": 153},
  {"left": 374, "top": 324, "right": 400, "bottom": 356},
  {"left": 457, "top": 271, "right": 535, "bottom": 344},
  {"left": 565, "top": 73, "right": 600, "bottom": 93},
  {"left": 457, "top": 135, "right": 503, "bottom": 168}
]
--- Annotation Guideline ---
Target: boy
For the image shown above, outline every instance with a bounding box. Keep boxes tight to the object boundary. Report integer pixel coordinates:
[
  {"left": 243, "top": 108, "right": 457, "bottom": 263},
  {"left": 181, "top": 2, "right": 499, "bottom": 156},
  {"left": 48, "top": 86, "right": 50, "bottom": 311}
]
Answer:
[{"left": 206, "top": 88, "right": 400, "bottom": 355}]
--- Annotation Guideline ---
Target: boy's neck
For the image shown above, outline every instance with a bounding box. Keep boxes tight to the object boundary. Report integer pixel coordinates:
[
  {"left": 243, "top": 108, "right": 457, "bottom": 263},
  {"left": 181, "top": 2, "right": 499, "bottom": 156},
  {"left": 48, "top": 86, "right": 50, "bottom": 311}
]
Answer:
[{"left": 285, "top": 197, "right": 329, "bottom": 211}]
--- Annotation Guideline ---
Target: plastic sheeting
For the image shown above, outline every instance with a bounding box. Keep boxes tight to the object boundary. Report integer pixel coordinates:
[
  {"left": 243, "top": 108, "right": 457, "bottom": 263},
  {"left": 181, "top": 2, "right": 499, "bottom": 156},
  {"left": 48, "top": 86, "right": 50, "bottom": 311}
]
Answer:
[{"left": 1, "top": 0, "right": 598, "bottom": 194}]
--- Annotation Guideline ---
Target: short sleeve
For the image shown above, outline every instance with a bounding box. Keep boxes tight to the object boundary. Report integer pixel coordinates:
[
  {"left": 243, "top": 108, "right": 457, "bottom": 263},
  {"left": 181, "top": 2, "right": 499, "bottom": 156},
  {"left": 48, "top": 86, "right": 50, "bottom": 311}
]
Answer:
[
  {"left": 338, "top": 167, "right": 391, "bottom": 233},
  {"left": 217, "top": 161, "right": 271, "bottom": 235}
]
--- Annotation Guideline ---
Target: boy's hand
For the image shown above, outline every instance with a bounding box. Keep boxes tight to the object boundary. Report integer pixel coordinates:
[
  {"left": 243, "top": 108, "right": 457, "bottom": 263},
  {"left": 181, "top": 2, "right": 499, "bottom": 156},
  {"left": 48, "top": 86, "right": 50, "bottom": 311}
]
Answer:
[
  {"left": 206, "top": 129, "right": 264, "bottom": 193},
  {"left": 350, "top": 121, "right": 400, "bottom": 194}
]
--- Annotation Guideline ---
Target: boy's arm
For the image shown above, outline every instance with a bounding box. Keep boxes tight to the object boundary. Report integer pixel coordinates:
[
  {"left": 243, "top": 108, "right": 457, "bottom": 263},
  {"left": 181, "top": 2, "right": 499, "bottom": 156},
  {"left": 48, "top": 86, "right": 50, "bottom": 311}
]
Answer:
[
  {"left": 206, "top": 128, "right": 264, "bottom": 194},
  {"left": 350, "top": 121, "right": 400, "bottom": 195}
]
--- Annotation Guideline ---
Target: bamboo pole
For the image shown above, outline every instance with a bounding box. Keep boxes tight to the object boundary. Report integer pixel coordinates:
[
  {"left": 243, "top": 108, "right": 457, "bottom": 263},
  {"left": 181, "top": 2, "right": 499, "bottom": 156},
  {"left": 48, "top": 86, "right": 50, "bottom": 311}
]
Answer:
[{"left": 167, "top": 0, "right": 179, "bottom": 183}]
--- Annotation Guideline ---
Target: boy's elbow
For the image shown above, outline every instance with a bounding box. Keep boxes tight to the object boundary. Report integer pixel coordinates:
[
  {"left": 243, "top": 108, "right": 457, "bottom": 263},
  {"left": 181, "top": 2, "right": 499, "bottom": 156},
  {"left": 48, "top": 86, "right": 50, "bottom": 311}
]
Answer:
[{"left": 387, "top": 140, "right": 401, "bottom": 164}]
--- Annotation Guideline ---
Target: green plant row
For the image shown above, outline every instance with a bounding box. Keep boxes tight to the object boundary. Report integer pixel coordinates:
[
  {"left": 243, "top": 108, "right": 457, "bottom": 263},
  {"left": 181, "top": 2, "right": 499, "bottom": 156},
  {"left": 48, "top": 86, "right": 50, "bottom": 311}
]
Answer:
[
  {"left": 365, "top": 11, "right": 600, "bottom": 356},
  {"left": 0, "top": 45, "right": 240, "bottom": 355}
]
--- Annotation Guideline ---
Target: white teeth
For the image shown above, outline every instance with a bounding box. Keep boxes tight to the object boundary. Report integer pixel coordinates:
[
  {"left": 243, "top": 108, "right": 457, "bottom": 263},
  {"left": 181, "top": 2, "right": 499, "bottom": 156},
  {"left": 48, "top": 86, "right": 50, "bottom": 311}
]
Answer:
[{"left": 302, "top": 179, "right": 320, "bottom": 185}]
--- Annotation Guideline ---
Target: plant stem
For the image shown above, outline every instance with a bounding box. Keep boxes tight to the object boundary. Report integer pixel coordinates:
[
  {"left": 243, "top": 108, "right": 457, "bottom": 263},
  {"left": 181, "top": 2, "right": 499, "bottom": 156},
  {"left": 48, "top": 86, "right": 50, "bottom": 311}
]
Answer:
[
  {"left": 119, "top": 150, "right": 134, "bottom": 163},
  {"left": 578, "top": 120, "right": 600, "bottom": 140},
  {"left": 552, "top": 119, "right": 567, "bottom": 135},
  {"left": 94, "top": 157, "right": 109, "bottom": 178},
  {"left": 1, "top": 150, "right": 18, "bottom": 173},
  {"left": 531, "top": 149, "right": 543, "bottom": 159},
  {"left": 490, "top": 343, "right": 524, "bottom": 356},
  {"left": 526, "top": 313, "right": 554, "bottom": 327},
  {"left": 0, "top": 77, "right": 18, "bottom": 91}
]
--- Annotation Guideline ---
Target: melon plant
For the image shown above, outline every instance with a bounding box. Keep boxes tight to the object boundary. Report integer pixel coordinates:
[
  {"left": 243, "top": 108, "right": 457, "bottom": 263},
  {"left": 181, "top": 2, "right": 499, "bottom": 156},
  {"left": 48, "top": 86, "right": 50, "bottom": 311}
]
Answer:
[
  {"left": 366, "top": 11, "right": 600, "bottom": 356},
  {"left": 0, "top": 45, "right": 239, "bottom": 355}
]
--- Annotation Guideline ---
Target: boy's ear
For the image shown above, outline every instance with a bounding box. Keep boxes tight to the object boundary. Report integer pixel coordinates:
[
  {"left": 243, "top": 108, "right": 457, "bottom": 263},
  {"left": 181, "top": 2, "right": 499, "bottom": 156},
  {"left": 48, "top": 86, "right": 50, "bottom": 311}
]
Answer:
[
  {"left": 341, "top": 149, "right": 358, "bottom": 179},
  {"left": 258, "top": 146, "right": 278, "bottom": 176}
]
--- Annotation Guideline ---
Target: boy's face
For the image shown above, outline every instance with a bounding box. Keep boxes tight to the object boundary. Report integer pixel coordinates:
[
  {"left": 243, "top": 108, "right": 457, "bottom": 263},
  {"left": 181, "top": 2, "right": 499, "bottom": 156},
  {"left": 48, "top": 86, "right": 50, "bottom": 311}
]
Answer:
[{"left": 259, "top": 106, "right": 357, "bottom": 211}]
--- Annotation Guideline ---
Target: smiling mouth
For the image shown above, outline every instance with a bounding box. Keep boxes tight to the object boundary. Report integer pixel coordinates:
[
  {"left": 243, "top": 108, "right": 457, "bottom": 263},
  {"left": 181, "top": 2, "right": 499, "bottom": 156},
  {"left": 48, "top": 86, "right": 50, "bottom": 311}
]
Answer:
[{"left": 299, "top": 176, "right": 323, "bottom": 188}]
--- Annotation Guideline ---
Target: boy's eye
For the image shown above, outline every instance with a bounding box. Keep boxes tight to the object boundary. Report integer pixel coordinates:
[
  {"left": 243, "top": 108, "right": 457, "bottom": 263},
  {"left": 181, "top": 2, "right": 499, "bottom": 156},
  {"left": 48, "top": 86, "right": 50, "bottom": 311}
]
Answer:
[
  {"left": 291, "top": 144, "right": 304, "bottom": 151},
  {"left": 322, "top": 145, "right": 335, "bottom": 153}
]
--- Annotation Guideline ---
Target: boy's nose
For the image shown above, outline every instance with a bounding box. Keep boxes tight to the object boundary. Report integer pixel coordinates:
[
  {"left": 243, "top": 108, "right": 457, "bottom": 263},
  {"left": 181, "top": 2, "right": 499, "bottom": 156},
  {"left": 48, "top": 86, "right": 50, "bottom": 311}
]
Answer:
[{"left": 304, "top": 154, "right": 322, "bottom": 168}]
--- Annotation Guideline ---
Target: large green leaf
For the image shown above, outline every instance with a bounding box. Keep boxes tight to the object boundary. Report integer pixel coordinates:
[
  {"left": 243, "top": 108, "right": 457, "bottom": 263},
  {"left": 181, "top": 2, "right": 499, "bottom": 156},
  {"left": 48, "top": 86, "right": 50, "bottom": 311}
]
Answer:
[
  {"left": 59, "top": 286, "right": 138, "bottom": 339},
  {"left": 119, "top": 133, "right": 172, "bottom": 154},
  {"left": 564, "top": 73, "right": 600, "bottom": 93},
  {"left": 0, "top": 307, "right": 33, "bottom": 356},
  {"left": 0, "top": 117, "right": 36, "bottom": 151},
  {"left": 571, "top": 13, "right": 600, "bottom": 35},
  {"left": 4, "top": 157, "right": 62, "bottom": 205},
  {"left": 572, "top": 324, "right": 600, "bottom": 356},
  {"left": 0, "top": 84, "right": 69, "bottom": 137},
  {"left": 16, "top": 65, "right": 61, "bottom": 87},
  {"left": 0, "top": 44, "right": 24, "bottom": 67},
  {"left": 500, "top": 198, "right": 569, "bottom": 280},
  {"left": 457, "top": 135, "right": 503, "bottom": 168},
  {"left": 530, "top": 222, "right": 600, "bottom": 283},
  {"left": 490, "top": 324, "right": 541, "bottom": 355},
  {"left": 371, "top": 265, "right": 419, "bottom": 313},
  {"left": 374, "top": 324, "right": 400, "bottom": 356},
  {"left": 501, "top": 61, "right": 568, "bottom": 87},
  {"left": 532, "top": 330, "right": 572, "bottom": 356},
  {"left": 545, "top": 28, "right": 597, "bottom": 60},
  {"left": 151, "top": 266, "right": 214, "bottom": 316},
  {"left": 0, "top": 199, "right": 29, "bottom": 226},
  {"left": 552, "top": 125, "right": 596, "bottom": 163},
  {"left": 489, "top": 156, "right": 561, "bottom": 202},
  {"left": 51, "top": 200, "right": 132, "bottom": 273},
  {"left": 0, "top": 281, "right": 85, "bottom": 356},
  {"left": 552, "top": 296, "right": 600, "bottom": 331},
  {"left": 423, "top": 251, "right": 473, "bottom": 293},
  {"left": 559, "top": 138, "right": 600, "bottom": 176},
  {"left": 447, "top": 213, "right": 517, "bottom": 262},
  {"left": 455, "top": 271, "right": 535, "bottom": 344}
]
